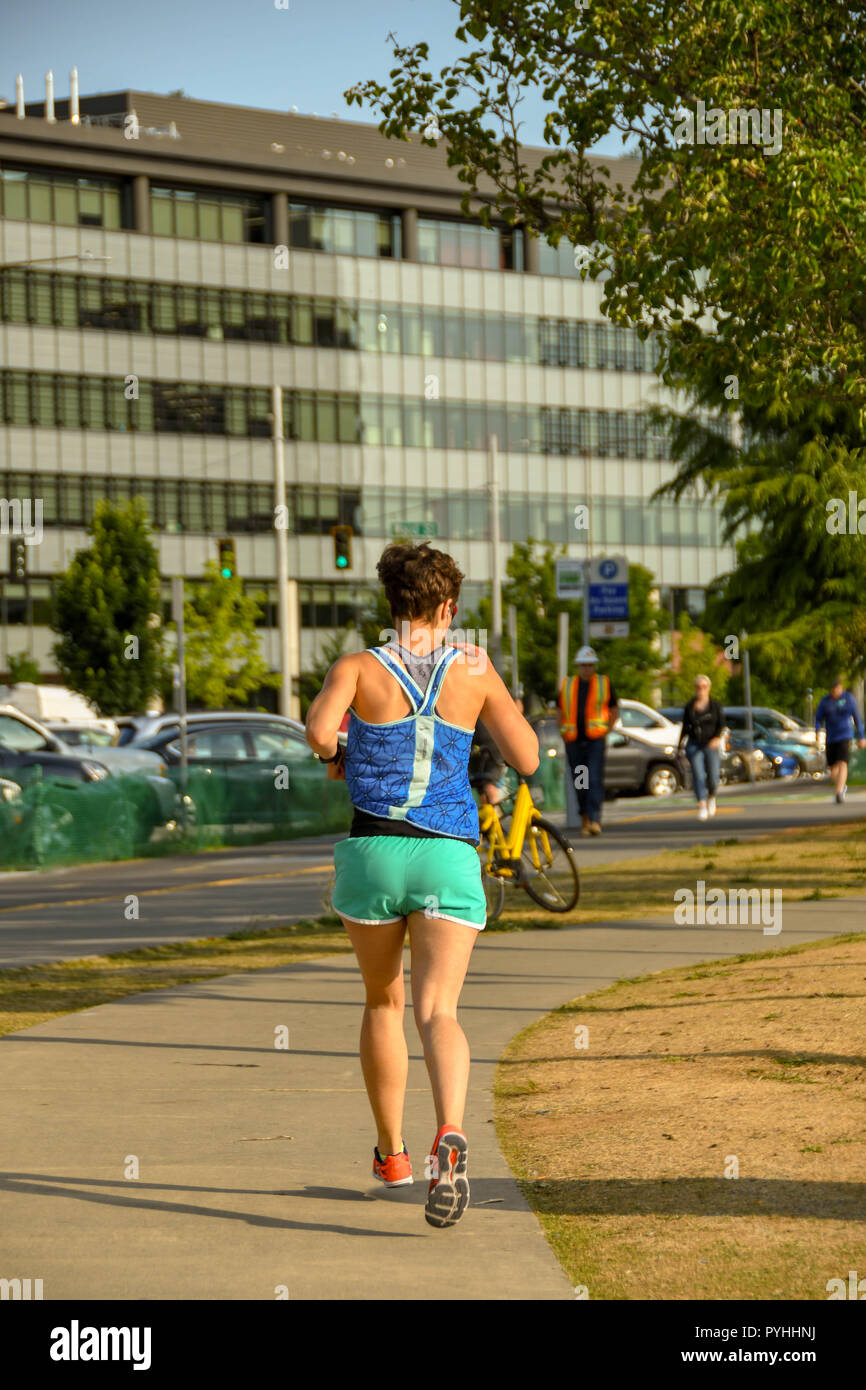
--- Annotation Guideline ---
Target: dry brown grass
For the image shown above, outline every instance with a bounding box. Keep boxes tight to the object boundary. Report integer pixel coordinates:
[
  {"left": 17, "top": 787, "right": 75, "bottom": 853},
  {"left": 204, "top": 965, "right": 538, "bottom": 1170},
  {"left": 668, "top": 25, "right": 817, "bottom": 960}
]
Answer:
[
  {"left": 495, "top": 933, "right": 866, "bottom": 1300},
  {"left": 490, "top": 817, "right": 866, "bottom": 928}
]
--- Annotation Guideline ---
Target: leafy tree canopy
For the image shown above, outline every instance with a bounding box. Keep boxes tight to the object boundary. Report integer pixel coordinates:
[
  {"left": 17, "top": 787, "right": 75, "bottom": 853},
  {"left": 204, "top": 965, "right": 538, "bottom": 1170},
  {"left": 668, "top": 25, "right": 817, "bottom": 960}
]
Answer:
[
  {"left": 348, "top": 1, "right": 866, "bottom": 418},
  {"left": 180, "top": 563, "right": 280, "bottom": 709}
]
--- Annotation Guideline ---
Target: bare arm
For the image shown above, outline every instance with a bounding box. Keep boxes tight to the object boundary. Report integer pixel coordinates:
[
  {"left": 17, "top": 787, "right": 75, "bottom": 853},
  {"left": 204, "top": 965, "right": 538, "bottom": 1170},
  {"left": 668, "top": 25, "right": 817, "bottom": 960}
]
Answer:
[
  {"left": 479, "top": 667, "right": 539, "bottom": 777},
  {"left": 305, "top": 654, "right": 359, "bottom": 758}
]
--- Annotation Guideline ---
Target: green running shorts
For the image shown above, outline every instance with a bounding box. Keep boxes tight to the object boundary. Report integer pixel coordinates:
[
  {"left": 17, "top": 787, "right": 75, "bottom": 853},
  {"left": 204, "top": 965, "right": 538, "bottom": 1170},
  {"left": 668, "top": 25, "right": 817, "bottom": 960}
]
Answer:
[{"left": 332, "top": 834, "right": 487, "bottom": 929}]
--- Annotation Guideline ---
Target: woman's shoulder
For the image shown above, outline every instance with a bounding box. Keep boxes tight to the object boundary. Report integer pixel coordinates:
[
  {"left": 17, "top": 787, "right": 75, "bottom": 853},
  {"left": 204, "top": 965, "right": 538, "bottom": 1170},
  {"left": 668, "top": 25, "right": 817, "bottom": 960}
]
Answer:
[{"left": 447, "top": 641, "right": 492, "bottom": 677}]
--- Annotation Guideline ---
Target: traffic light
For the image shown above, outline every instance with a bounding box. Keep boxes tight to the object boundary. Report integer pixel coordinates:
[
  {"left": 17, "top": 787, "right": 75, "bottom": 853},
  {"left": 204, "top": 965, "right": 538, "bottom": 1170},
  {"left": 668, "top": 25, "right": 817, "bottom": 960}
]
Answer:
[
  {"left": 331, "top": 524, "right": 353, "bottom": 571},
  {"left": 9, "top": 539, "right": 26, "bottom": 580},
  {"left": 218, "top": 538, "right": 236, "bottom": 579}
]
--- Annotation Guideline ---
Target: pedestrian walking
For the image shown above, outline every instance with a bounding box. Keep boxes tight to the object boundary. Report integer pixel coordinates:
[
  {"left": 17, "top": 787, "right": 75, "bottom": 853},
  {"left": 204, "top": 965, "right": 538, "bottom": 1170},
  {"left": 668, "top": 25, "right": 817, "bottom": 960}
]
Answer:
[
  {"left": 305, "top": 542, "right": 538, "bottom": 1227},
  {"left": 815, "top": 677, "right": 865, "bottom": 804},
  {"left": 558, "top": 645, "right": 618, "bottom": 836},
  {"left": 678, "top": 674, "right": 724, "bottom": 820}
]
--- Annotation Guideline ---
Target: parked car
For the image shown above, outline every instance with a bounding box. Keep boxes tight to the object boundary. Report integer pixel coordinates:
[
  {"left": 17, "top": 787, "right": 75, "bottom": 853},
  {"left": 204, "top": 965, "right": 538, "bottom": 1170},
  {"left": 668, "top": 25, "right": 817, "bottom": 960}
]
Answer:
[
  {"left": 0, "top": 711, "right": 110, "bottom": 785},
  {"left": 720, "top": 735, "right": 766, "bottom": 784},
  {"left": 723, "top": 730, "right": 777, "bottom": 781},
  {"left": 129, "top": 715, "right": 351, "bottom": 832},
  {"left": 751, "top": 730, "right": 825, "bottom": 779},
  {"left": 0, "top": 704, "right": 179, "bottom": 832},
  {"left": 44, "top": 719, "right": 118, "bottom": 748},
  {"left": 605, "top": 728, "right": 692, "bottom": 797},
  {"left": 529, "top": 716, "right": 690, "bottom": 798},
  {"left": 614, "top": 699, "right": 682, "bottom": 747},
  {"left": 119, "top": 710, "right": 307, "bottom": 745},
  {"left": 756, "top": 733, "right": 822, "bottom": 778},
  {"left": 722, "top": 707, "right": 820, "bottom": 748}
]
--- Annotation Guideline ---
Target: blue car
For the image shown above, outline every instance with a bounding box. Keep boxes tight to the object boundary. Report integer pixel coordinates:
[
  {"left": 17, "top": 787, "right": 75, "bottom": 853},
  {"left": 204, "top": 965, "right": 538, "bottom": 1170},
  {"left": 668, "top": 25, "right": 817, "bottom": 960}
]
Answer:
[{"left": 752, "top": 736, "right": 800, "bottom": 778}]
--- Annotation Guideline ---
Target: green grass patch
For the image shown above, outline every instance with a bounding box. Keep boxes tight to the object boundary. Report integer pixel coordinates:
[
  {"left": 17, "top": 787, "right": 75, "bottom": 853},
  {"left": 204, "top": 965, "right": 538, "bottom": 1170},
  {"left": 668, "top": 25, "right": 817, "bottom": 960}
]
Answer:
[{"left": 0, "top": 917, "right": 351, "bottom": 1038}]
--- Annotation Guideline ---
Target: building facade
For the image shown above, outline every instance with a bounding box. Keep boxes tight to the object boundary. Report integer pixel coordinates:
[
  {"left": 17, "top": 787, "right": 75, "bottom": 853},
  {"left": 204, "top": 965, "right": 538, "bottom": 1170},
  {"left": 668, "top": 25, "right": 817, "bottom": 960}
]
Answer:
[{"left": 0, "top": 84, "right": 732, "bottom": 693}]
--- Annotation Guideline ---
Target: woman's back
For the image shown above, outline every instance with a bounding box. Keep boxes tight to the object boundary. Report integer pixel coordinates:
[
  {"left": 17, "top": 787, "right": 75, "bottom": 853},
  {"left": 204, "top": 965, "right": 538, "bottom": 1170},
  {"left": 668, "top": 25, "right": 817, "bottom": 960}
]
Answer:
[
  {"left": 351, "top": 645, "right": 489, "bottom": 728},
  {"left": 345, "top": 643, "right": 491, "bottom": 842}
]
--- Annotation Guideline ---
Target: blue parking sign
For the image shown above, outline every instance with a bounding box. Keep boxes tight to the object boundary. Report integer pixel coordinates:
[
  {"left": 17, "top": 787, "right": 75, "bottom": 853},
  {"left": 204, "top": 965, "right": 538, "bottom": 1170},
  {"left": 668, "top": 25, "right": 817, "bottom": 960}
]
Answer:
[{"left": 588, "top": 555, "right": 629, "bottom": 636}]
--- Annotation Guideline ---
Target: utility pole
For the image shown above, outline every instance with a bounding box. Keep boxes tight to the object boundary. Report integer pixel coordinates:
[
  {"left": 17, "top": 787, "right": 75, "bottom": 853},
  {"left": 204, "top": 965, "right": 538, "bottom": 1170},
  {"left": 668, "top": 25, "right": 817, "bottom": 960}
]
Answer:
[
  {"left": 741, "top": 629, "right": 755, "bottom": 783},
  {"left": 271, "top": 386, "right": 299, "bottom": 719},
  {"left": 559, "top": 610, "right": 580, "bottom": 825},
  {"left": 488, "top": 434, "right": 503, "bottom": 673},
  {"left": 171, "top": 577, "right": 189, "bottom": 817},
  {"left": 506, "top": 604, "right": 519, "bottom": 696}
]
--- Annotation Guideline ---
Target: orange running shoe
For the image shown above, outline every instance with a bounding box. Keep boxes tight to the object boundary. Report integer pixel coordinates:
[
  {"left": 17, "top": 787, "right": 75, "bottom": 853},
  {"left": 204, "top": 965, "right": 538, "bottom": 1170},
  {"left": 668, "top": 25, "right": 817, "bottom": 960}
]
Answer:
[
  {"left": 425, "top": 1124, "right": 469, "bottom": 1228},
  {"left": 372, "top": 1143, "right": 413, "bottom": 1187}
]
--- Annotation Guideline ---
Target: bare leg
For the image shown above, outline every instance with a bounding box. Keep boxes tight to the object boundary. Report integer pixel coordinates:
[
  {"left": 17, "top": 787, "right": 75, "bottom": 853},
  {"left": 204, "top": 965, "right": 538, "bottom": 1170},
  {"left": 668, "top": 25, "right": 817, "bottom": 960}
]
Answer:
[
  {"left": 407, "top": 911, "right": 479, "bottom": 1130},
  {"left": 341, "top": 916, "right": 408, "bottom": 1156}
]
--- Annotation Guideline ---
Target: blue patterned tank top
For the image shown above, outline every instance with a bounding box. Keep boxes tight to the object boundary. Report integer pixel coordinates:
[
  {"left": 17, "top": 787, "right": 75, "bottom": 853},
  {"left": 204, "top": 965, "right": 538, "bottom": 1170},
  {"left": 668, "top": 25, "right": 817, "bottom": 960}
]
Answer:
[{"left": 345, "top": 644, "right": 479, "bottom": 842}]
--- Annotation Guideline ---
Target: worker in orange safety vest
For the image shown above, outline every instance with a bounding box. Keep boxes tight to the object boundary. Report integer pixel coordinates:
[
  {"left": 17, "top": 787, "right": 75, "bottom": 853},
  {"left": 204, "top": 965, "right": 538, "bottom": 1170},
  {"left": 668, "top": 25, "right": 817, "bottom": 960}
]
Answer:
[{"left": 557, "top": 645, "right": 618, "bottom": 836}]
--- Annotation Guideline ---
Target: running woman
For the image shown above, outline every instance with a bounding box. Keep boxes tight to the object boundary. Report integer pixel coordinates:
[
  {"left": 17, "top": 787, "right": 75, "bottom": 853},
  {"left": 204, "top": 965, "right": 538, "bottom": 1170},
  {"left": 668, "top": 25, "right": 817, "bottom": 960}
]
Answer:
[
  {"left": 815, "top": 678, "right": 865, "bottom": 804},
  {"left": 305, "top": 543, "right": 539, "bottom": 1228}
]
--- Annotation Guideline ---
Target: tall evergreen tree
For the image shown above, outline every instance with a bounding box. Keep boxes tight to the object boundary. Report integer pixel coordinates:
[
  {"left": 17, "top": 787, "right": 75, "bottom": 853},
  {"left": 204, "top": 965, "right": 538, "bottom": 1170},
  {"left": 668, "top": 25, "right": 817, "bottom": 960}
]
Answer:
[
  {"left": 53, "top": 499, "right": 166, "bottom": 716},
  {"left": 658, "top": 396, "right": 866, "bottom": 687}
]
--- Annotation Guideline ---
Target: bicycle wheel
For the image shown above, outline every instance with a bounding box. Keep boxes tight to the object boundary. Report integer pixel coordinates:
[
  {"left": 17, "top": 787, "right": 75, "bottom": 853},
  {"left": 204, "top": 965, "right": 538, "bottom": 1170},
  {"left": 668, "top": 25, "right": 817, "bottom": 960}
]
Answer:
[{"left": 519, "top": 816, "right": 580, "bottom": 913}]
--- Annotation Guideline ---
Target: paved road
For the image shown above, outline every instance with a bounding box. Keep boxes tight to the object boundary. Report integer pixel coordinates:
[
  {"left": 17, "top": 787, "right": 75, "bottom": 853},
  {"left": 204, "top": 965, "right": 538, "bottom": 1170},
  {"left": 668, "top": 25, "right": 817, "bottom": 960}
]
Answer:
[
  {"left": 0, "top": 896, "right": 856, "bottom": 1300},
  {"left": 0, "top": 781, "right": 861, "bottom": 968}
]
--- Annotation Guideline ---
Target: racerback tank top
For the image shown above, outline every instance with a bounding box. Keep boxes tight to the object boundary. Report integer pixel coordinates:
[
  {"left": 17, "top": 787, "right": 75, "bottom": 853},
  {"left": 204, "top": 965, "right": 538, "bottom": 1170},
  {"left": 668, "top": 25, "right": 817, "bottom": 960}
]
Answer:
[{"left": 345, "top": 643, "right": 479, "bottom": 844}]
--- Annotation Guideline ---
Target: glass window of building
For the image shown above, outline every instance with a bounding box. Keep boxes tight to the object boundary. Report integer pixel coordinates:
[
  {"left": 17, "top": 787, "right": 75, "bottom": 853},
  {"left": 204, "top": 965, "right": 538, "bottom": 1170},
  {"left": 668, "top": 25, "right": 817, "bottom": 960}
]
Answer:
[
  {"left": 417, "top": 216, "right": 523, "bottom": 271},
  {"left": 150, "top": 185, "right": 267, "bottom": 243},
  {"left": 0, "top": 165, "right": 123, "bottom": 228},
  {"left": 538, "top": 238, "right": 580, "bottom": 278},
  {"left": 289, "top": 202, "right": 400, "bottom": 258}
]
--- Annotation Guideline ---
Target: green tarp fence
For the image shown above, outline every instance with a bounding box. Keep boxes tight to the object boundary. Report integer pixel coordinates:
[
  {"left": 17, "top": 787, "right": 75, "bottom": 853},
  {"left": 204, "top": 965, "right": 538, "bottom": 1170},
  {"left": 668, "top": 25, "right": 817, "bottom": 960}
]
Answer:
[
  {"left": 0, "top": 763, "right": 353, "bottom": 870},
  {"left": 5, "top": 738, "right": 851, "bottom": 872},
  {"left": 849, "top": 744, "right": 866, "bottom": 784}
]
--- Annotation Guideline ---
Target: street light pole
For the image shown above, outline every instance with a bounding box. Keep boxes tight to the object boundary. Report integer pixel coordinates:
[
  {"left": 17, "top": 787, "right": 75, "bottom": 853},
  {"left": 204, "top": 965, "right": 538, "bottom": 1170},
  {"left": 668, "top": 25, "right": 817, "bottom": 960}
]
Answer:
[
  {"left": 488, "top": 433, "right": 503, "bottom": 672},
  {"left": 271, "top": 385, "right": 295, "bottom": 719},
  {"left": 741, "top": 629, "right": 755, "bottom": 783}
]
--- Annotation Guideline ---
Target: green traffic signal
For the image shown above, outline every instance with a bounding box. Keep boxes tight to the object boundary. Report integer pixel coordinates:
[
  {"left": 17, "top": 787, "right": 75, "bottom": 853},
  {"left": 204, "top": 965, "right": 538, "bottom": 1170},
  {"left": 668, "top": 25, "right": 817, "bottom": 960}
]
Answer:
[
  {"left": 218, "top": 538, "right": 236, "bottom": 579},
  {"left": 331, "top": 525, "right": 353, "bottom": 571}
]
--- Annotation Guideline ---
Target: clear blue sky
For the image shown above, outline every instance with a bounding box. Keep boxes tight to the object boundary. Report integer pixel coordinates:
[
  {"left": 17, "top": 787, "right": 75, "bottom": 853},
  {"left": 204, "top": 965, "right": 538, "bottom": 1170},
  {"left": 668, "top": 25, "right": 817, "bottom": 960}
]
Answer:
[{"left": 1, "top": 0, "right": 624, "bottom": 154}]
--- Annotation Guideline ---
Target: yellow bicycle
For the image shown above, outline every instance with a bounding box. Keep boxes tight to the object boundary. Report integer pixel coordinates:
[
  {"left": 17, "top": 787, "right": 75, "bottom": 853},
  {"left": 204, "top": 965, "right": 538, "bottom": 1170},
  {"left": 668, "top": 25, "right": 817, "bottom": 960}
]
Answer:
[{"left": 477, "top": 774, "right": 580, "bottom": 920}]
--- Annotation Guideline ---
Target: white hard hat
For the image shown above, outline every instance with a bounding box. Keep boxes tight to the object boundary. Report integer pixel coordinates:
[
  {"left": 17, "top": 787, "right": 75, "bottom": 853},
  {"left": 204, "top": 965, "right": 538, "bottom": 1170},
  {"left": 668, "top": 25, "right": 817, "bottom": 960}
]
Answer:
[{"left": 575, "top": 646, "right": 599, "bottom": 664}]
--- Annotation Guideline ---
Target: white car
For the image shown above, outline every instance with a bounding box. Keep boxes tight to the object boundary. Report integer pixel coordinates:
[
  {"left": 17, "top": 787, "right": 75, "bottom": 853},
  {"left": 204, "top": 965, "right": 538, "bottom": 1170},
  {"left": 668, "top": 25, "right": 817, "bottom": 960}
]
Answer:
[
  {"left": 44, "top": 719, "right": 119, "bottom": 749},
  {"left": 614, "top": 698, "right": 682, "bottom": 747}
]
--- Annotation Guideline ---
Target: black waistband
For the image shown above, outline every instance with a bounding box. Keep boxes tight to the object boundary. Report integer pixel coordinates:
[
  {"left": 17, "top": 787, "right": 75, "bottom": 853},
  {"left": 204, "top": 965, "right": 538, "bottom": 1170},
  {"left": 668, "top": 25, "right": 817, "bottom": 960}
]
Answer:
[{"left": 349, "top": 805, "right": 479, "bottom": 848}]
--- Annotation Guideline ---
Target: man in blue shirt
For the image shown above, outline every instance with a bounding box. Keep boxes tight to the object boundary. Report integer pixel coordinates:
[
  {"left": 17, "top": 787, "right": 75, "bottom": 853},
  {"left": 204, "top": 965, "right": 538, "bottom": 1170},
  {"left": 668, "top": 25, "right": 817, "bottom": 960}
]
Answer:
[{"left": 815, "top": 678, "right": 865, "bottom": 804}]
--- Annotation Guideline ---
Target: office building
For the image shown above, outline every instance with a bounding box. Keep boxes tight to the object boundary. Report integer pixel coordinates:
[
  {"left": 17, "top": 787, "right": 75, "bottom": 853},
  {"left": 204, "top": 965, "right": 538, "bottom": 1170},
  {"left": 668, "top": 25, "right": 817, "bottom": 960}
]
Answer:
[{"left": 0, "top": 79, "right": 732, "bottom": 695}]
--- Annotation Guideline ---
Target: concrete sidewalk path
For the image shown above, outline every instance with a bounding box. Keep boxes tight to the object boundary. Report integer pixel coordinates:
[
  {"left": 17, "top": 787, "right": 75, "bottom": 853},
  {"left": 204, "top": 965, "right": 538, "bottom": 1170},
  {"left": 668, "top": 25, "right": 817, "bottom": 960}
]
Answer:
[{"left": 0, "top": 899, "right": 858, "bottom": 1300}]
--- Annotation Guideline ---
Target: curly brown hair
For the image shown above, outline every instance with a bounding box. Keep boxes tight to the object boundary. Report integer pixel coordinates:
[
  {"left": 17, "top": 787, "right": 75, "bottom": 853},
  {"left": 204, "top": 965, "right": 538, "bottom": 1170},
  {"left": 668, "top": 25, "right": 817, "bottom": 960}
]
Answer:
[{"left": 376, "top": 542, "right": 464, "bottom": 622}]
